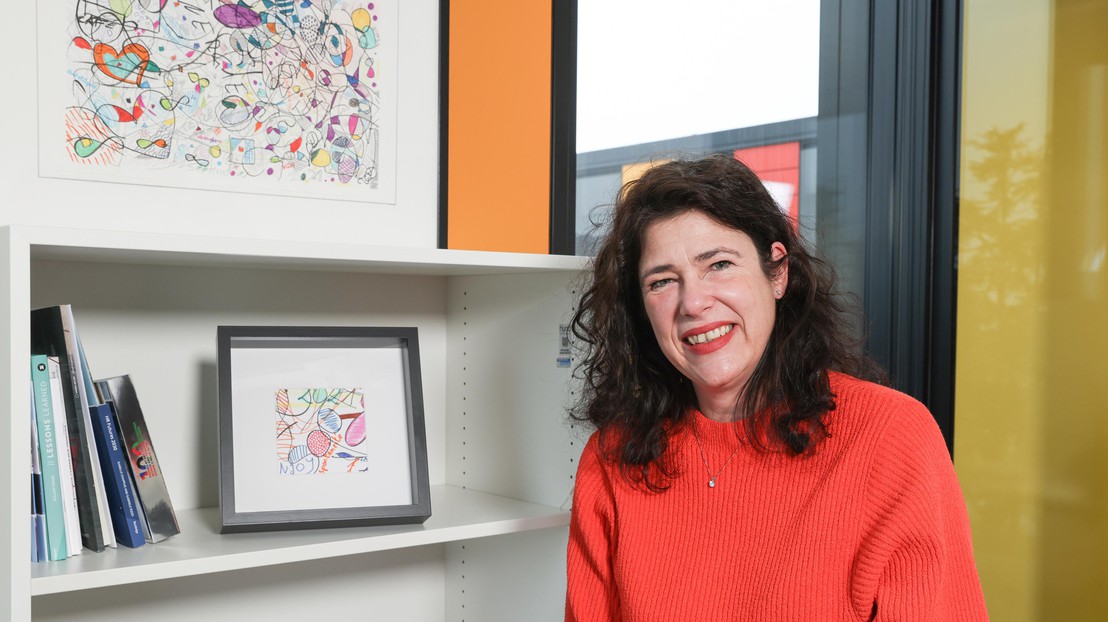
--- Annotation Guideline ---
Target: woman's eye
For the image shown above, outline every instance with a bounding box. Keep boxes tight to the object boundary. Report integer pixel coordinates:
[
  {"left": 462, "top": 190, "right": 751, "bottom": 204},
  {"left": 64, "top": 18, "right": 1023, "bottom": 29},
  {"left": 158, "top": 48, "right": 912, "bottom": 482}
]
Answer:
[
  {"left": 648, "top": 278, "right": 673, "bottom": 291},
  {"left": 710, "top": 260, "right": 733, "bottom": 271}
]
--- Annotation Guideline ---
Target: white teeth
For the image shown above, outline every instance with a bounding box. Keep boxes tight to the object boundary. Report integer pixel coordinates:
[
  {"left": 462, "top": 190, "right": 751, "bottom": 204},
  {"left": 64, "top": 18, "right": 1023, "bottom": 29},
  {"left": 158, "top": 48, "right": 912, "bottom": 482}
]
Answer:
[{"left": 686, "top": 324, "right": 733, "bottom": 345}]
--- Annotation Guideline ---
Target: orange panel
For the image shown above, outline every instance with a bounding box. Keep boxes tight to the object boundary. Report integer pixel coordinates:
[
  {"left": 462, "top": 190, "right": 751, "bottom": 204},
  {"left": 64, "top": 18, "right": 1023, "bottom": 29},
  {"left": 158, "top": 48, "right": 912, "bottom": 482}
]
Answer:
[
  {"left": 447, "top": 0, "right": 552, "bottom": 253},
  {"left": 734, "top": 143, "right": 801, "bottom": 224}
]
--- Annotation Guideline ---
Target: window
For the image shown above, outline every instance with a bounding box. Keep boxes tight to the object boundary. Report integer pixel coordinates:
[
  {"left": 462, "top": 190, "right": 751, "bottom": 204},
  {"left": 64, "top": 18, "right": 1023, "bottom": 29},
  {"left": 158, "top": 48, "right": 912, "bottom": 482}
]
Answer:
[
  {"left": 573, "top": 1, "right": 819, "bottom": 257},
  {"left": 552, "top": 0, "right": 962, "bottom": 446}
]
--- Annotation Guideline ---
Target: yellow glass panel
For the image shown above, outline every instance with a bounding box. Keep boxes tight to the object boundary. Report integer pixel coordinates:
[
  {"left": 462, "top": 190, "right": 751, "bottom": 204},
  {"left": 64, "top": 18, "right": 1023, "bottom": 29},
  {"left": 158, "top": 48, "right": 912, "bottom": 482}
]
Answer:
[{"left": 957, "top": 1, "right": 1108, "bottom": 620}]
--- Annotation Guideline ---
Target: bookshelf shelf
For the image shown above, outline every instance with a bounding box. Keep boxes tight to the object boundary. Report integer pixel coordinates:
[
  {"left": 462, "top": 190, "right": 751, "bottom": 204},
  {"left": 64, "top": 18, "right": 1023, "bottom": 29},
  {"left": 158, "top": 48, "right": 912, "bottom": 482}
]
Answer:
[
  {"left": 30, "top": 485, "right": 569, "bottom": 596},
  {"left": 4, "top": 225, "right": 584, "bottom": 621},
  {"left": 18, "top": 226, "right": 589, "bottom": 276}
]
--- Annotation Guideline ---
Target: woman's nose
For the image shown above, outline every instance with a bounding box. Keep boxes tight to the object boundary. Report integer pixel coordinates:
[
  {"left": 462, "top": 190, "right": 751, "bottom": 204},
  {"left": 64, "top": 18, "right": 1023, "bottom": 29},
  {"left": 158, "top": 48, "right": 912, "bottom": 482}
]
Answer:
[{"left": 678, "top": 278, "right": 712, "bottom": 317}]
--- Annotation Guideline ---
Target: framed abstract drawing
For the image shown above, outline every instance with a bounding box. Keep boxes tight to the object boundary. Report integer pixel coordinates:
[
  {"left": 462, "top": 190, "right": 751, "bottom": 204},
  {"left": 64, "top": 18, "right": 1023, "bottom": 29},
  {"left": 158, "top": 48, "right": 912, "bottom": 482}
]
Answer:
[
  {"left": 36, "top": 0, "right": 439, "bottom": 208},
  {"left": 217, "top": 325, "right": 430, "bottom": 533}
]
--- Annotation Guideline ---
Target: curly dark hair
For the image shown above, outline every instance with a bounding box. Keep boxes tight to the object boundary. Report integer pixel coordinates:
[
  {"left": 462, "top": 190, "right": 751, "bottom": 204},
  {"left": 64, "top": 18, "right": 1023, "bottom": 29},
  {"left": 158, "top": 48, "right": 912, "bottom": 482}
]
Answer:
[{"left": 570, "top": 154, "right": 882, "bottom": 488}]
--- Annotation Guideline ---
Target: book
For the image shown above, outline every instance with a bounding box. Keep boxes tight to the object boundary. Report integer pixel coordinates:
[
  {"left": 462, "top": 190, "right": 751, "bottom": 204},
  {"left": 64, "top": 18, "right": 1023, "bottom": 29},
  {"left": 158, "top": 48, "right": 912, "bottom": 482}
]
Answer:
[
  {"left": 30, "top": 515, "right": 39, "bottom": 564},
  {"left": 30, "top": 383, "right": 47, "bottom": 563},
  {"left": 31, "top": 305, "right": 108, "bottom": 552},
  {"left": 73, "top": 326, "right": 116, "bottom": 549},
  {"left": 48, "top": 357, "right": 82, "bottom": 557},
  {"left": 87, "top": 402, "right": 147, "bottom": 548},
  {"left": 95, "top": 375, "right": 181, "bottom": 543},
  {"left": 76, "top": 333, "right": 101, "bottom": 409},
  {"left": 31, "top": 356, "right": 68, "bottom": 561}
]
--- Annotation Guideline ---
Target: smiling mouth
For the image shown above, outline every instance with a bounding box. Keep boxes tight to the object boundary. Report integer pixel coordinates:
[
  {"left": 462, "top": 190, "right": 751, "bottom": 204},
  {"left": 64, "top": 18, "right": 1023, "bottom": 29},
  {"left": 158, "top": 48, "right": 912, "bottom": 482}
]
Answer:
[{"left": 684, "top": 324, "right": 734, "bottom": 345}]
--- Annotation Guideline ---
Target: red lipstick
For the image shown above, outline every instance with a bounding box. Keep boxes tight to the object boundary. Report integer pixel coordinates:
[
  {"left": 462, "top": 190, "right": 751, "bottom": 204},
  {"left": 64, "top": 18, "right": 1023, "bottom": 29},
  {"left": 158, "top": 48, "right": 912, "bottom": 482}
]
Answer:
[{"left": 681, "top": 322, "right": 736, "bottom": 355}]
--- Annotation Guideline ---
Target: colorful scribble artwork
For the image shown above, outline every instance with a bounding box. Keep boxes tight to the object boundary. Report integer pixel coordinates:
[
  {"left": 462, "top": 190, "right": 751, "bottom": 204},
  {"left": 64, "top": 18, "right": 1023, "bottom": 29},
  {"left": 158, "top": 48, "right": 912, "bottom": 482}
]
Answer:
[
  {"left": 56, "top": 0, "right": 393, "bottom": 196},
  {"left": 276, "top": 387, "right": 368, "bottom": 476}
]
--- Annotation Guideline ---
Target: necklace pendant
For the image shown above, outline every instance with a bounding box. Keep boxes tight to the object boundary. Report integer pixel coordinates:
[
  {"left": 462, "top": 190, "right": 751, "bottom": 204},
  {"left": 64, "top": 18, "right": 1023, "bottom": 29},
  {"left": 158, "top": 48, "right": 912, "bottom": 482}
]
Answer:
[{"left": 708, "top": 478, "right": 716, "bottom": 488}]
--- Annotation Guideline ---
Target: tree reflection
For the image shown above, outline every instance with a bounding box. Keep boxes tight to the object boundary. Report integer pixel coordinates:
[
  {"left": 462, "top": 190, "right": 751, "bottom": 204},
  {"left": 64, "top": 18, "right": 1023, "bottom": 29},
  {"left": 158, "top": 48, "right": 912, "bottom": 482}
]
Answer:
[
  {"left": 956, "top": 122, "right": 1047, "bottom": 621},
  {"left": 960, "top": 123, "right": 1045, "bottom": 324}
]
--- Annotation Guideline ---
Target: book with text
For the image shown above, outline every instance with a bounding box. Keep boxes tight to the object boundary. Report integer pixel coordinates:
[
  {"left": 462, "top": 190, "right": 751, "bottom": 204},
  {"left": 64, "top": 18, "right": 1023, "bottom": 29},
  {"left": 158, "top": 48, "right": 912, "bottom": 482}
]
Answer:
[
  {"left": 48, "top": 357, "right": 82, "bottom": 557},
  {"left": 96, "top": 375, "right": 181, "bottom": 543},
  {"left": 31, "top": 356, "right": 68, "bottom": 561},
  {"left": 88, "top": 402, "right": 146, "bottom": 548}
]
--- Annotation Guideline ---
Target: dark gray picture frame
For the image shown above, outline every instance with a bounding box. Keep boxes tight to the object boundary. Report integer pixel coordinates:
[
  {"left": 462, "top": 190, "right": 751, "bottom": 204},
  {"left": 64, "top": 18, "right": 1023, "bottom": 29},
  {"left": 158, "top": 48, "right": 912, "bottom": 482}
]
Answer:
[{"left": 217, "top": 326, "right": 431, "bottom": 533}]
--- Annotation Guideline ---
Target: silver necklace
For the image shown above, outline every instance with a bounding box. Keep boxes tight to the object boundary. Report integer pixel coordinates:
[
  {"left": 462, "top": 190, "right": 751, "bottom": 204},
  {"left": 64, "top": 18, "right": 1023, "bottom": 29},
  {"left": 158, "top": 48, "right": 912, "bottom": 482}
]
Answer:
[{"left": 691, "top": 420, "right": 743, "bottom": 488}]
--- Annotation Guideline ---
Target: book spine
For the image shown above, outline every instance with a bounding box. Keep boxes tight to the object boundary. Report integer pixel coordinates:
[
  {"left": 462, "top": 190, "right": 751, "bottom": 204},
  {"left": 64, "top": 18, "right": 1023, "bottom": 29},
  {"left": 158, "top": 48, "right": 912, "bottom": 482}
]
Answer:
[
  {"left": 60, "top": 306, "right": 114, "bottom": 550},
  {"left": 31, "top": 306, "right": 107, "bottom": 552},
  {"left": 88, "top": 403, "right": 146, "bottom": 548},
  {"left": 31, "top": 356, "right": 68, "bottom": 561},
  {"left": 76, "top": 333, "right": 101, "bottom": 407},
  {"left": 96, "top": 376, "right": 181, "bottom": 543},
  {"left": 48, "top": 357, "right": 82, "bottom": 557},
  {"left": 30, "top": 383, "right": 47, "bottom": 563}
]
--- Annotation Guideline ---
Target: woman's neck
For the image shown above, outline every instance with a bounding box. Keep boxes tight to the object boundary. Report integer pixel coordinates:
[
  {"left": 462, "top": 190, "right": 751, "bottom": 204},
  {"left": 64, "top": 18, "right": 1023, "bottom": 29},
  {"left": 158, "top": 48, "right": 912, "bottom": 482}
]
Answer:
[{"left": 694, "top": 387, "right": 746, "bottom": 422}]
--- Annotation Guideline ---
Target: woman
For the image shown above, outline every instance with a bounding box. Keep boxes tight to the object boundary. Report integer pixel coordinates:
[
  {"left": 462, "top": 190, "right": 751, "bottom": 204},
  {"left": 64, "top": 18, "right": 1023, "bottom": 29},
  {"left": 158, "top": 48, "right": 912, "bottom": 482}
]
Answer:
[{"left": 565, "top": 155, "right": 987, "bottom": 621}]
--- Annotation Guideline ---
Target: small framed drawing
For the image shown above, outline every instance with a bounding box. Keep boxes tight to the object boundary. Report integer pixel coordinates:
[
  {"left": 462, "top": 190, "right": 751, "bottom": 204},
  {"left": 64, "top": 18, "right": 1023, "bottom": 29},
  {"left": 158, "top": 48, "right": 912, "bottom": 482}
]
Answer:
[{"left": 217, "top": 326, "right": 430, "bottom": 533}]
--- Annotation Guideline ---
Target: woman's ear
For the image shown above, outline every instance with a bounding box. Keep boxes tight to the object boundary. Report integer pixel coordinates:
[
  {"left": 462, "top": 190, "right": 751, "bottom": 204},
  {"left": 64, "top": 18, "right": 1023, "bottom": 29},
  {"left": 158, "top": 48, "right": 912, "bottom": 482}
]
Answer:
[{"left": 770, "top": 242, "right": 788, "bottom": 297}]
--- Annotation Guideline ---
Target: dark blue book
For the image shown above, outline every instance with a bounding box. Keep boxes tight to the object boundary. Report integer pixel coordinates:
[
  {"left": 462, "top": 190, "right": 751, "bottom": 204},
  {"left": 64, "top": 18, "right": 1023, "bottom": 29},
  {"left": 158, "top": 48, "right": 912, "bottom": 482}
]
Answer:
[{"left": 87, "top": 403, "right": 145, "bottom": 548}]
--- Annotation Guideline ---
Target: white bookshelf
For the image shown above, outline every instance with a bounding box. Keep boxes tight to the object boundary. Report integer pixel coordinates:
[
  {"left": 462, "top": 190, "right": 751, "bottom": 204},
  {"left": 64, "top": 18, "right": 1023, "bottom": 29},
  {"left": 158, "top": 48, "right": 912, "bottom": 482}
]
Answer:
[
  {"left": 3, "top": 226, "right": 588, "bottom": 621},
  {"left": 30, "top": 485, "right": 569, "bottom": 596}
]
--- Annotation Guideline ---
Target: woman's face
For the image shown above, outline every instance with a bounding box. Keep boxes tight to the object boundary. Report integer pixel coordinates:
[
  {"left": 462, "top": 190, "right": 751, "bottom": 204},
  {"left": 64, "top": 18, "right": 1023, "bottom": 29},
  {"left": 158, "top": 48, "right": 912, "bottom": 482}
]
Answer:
[{"left": 638, "top": 210, "right": 787, "bottom": 408}]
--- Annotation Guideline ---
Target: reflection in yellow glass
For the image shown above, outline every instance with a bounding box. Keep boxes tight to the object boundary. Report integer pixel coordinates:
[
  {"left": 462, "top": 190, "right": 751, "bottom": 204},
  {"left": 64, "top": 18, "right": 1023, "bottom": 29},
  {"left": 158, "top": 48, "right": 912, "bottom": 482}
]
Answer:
[{"left": 957, "top": 1, "right": 1108, "bottom": 620}]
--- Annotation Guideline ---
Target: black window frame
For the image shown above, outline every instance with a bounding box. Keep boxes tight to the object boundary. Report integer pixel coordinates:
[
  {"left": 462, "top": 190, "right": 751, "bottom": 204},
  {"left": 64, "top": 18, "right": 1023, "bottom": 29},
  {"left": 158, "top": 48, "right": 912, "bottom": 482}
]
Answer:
[{"left": 549, "top": 0, "right": 963, "bottom": 453}]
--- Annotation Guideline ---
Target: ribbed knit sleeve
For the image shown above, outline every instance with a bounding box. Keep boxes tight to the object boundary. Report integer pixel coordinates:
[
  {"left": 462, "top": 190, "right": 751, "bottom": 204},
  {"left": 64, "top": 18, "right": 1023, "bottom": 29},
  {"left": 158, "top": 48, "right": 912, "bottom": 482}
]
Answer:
[
  {"left": 565, "top": 434, "right": 621, "bottom": 622},
  {"left": 851, "top": 396, "right": 989, "bottom": 621}
]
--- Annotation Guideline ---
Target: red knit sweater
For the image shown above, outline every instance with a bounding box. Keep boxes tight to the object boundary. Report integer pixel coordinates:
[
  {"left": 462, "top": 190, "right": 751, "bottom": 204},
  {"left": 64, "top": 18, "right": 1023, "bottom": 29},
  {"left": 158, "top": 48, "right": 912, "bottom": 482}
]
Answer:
[{"left": 565, "top": 373, "right": 988, "bottom": 621}]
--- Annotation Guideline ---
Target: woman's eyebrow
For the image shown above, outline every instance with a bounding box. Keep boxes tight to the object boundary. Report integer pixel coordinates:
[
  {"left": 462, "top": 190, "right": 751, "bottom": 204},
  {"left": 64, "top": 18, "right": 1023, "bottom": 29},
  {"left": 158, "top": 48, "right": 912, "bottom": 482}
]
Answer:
[
  {"left": 639, "top": 247, "right": 742, "bottom": 282},
  {"left": 694, "top": 247, "right": 741, "bottom": 263},
  {"left": 639, "top": 264, "right": 674, "bottom": 282}
]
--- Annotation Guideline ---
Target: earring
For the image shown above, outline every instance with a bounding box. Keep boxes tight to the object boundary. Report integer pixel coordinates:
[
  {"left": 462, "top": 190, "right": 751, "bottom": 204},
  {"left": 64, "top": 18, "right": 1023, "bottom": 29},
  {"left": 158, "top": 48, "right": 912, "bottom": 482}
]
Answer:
[{"left": 775, "top": 289, "right": 782, "bottom": 297}]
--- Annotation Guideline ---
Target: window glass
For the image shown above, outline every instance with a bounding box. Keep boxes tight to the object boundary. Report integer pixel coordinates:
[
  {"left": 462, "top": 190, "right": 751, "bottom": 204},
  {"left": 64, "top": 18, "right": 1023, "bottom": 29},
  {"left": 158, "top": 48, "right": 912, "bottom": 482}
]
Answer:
[
  {"left": 575, "top": 0, "right": 875, "bottom": 348},
  {"left": 575, "top": 0, "right": 820, "bottom": 255},
  {"left": 955, "top": 0, "right": 1108, "bottom": 618}
]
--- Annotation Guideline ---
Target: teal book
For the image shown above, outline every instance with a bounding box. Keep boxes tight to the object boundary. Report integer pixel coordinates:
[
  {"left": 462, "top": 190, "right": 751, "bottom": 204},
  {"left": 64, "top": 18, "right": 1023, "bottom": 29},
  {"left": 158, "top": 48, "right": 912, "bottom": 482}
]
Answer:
[{"left": 31, "top": 355, "right": 68, "bottom": 561}]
